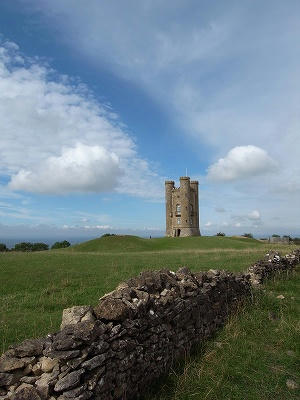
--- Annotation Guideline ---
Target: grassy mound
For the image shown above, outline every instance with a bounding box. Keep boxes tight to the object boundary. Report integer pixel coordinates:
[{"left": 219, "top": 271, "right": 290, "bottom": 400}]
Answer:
[{"left": 71, "top": 235, "right": 263, "bottom": 253}]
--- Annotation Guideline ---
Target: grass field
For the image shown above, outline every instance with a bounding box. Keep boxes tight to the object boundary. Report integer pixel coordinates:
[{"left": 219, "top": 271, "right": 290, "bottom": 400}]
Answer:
[
  {"left": 0, "top": 235, "right": 296, "bottom": 352},
  {"left": 0, "top": 235, "right": 299, "bottom": 398},
  {"left": 145, "top": 269, "right": 300, "bottom": 400}
]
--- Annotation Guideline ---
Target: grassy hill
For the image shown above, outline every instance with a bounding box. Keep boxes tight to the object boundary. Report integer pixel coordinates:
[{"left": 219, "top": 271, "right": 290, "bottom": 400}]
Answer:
[{"left": 71, "top": 234, "right": 263, "bottom": 253}]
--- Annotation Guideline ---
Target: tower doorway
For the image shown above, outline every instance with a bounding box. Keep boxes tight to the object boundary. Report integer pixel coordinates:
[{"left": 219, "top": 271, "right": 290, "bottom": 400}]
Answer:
[{"left": 173, "top": 229, "right": 181, "bottom": 237}]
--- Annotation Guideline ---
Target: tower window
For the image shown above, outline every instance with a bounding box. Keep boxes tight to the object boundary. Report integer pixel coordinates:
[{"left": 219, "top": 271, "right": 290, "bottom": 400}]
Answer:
[
  {"left": 176, "top": 204, "right": 181, "bottom": 215},
  {"left": 177, "top": 217, "right": 181, "bottom": 225}
]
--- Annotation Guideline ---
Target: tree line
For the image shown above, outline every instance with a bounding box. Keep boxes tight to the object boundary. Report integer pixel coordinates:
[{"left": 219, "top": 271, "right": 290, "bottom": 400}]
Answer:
[{"left": 0, "top": 240, "right": 71, "bottom": 252}]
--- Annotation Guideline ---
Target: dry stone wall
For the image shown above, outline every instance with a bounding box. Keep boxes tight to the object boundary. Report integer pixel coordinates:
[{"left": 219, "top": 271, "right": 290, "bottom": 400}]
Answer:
[
  {"left": 248, "top": 250, "right": 299, "bottom": 285},
  {"left": 0, "top": 249, "right": 299, "bottom": 400}
]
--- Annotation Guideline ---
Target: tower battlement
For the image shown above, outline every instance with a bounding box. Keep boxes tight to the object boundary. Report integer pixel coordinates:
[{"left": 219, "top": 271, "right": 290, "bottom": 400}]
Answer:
[{"left": 165, "top": 176, "right": 201, "bottom": 237}]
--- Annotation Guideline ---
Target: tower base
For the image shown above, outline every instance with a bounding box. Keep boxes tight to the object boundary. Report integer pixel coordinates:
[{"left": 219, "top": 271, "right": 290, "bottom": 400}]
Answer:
[{"left": 167, "top": 227, "right": 201, "bottom": 237}]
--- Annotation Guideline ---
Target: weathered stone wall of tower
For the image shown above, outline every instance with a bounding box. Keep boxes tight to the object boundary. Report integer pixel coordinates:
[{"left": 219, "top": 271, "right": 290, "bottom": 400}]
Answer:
[
  {"left": 178, "top": 177, "right": 193, "bottom": 237},
  {"left": 165, "top": 177, "right": 200, "bottom": 237},
  {"left": 190, "top": 180, "right": 200, "bottom": 236},
  {"left": 165, "top": 181, "right": 174, "bottom": 237}
]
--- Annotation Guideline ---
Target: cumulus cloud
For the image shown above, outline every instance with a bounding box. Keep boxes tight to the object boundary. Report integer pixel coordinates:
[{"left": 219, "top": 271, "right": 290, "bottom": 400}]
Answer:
[
  {"left": 0, "top": 39, "right": 161, "bottom": 197},
  {"left": 24, "top": 2, "right": 300, "bottom": 200},
  {"left": 247, "top": 210, "right": 260, "bottom": 221},
  {"left": 2, "top": 3, "right": 300, "bottom": 234},
  {"left": 9, "top": 143, "right": 121, "bottom": 194},
  {"left": 207, "top": 146, "right": 277, "bottom": 182}
]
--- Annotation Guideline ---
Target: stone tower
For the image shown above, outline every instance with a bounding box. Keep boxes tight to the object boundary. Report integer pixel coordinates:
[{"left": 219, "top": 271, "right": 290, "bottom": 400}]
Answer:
[{"left": 165, "top": 177, "right": 201, "bottom": 237}]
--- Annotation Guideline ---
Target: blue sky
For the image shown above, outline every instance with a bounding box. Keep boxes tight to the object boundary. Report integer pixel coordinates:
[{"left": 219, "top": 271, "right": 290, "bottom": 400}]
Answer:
[{"left": 0, "top": 0, "right": 299, "bottom": 240}]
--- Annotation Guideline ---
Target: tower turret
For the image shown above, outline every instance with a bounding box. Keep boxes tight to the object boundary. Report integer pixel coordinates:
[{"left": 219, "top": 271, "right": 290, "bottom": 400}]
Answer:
[{"left": 179, "top": 177, "right": 191, "bottom": 230}]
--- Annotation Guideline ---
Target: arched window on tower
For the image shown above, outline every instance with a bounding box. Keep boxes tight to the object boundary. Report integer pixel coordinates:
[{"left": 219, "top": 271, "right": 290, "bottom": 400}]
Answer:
[{"left": 176, "top": 204, "right": 181, "bottom": 216}]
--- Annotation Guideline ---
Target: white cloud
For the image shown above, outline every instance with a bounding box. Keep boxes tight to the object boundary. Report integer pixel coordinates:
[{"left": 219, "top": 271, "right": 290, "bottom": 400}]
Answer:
[
  {"left": 0, "top": 201, "right": 50, "bottom": 222},
  {"left": 9, "top": 143, "right": 121, "bottom": 194},
  {"left": 0, "top": 39, "right": 161, "bottom": 198},
  {"left": 204, "top": 221, "right": 213, "bottom": 227},
  {"left": 83, "top": 225, "right": 111, "bottom": 230},
  {"left": 247, "top": 210, "right": 260, "bottom": 221},
  {"left": 230, "top": 209, "right": 261, "bottom": 224},
  {"left": 74, "top": 211, "right": 110, "bottom": 223},
  {"left": 207, "top": 146, "right": 277, "bottom": 182},
  {"left": 24, "top": 2, "right": 300, "bottom": 146},
  {"left": 24, "top": 2, "right": 300, "bottom": 198}
]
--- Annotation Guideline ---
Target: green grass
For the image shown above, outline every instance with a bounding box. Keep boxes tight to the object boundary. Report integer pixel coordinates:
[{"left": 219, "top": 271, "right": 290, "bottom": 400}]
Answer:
[
  {"left": 71, "top": 235, "right": 264, "bottom": 253},
  {"left": 144, "top": 268, "right": 300, "bottom": 400},
  {"left": 0, "top": 235, "right": 299, "bottom": 398},
  {"left": 0, "top": 235, "right": 297, "bottom": 355}
]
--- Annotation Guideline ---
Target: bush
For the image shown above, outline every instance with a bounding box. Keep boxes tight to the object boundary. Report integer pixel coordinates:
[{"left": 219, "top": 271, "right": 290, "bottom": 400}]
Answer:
[
  {"left": 32, "top": 242, "right": 49, "bottom": 251},
  {"left": 242, "top": 233, "right": 253, "bottom": 239},
  {"left": 14, "top": 242, "right": 49, "bottom": 252},
  {"left": 101, "top": 233, "right": 116, "bottom": 237},
  {"left": 0, "top": 243, "right": 7, "bottom": 252},
  {"left": 14, "top": 242, "right": 33, "bottom": 251},
  {"left": 272, "top": 234, "right": 280, "bottom": 237},
  {"left": 216, "top": 232, "right": 225, "bottom": 236},
  {"left": 51, "top": 240, "right": 71, "bottom": 249}
]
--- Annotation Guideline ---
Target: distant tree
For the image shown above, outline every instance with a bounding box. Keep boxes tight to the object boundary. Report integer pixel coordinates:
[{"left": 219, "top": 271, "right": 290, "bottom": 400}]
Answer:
[
  {"left": 101, "top": 233, "right": 116, "bottom": 237},
  {"left": 0, "top": 243, "right": 7, "bottom": 252},
  {"left": 283, "top": 235, "right": 291, "bottom": 239},
  {"left": 14, "top": 242, "right": 32, "bottom": 251},
  {"left": 51, "top": 240, "right": 71, "bottom": 249},
  {"left": 272, "top": 234, "right": 280, "bottom": 238},
  {"left": 292, "top": 237, "right": 300, "bottom": 245},
  {"left": 32, "top": 242, "right": 49, "bottom": 251},
  {"left": 14, "top": 242, "right": 49, "bottom": 251},
  {"left": 242, "top": 233, "right": 253, "bottom": 239},
  {"left": 216, "top": 232, "right": 225, "bottom": 236}
]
